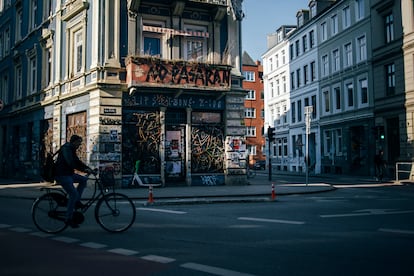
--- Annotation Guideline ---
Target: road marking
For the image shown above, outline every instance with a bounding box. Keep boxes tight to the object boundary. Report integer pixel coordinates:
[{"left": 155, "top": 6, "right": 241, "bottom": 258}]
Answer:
[
  {"left": 137, "top": 207, "right": 187, "bottom": 214},
  {"left": 30, "top": 232, "right": 54, "bottom": 238},
  {"left": 81, "top": 242, "right": 107, "bottom": 249},
  {"left": 181, "top": 262, "right": 256, "bottom": 276},
  {"left": 238, "top": 217, "right": 305, "bottom": 225},
  {"left": 141, "top": 255, "right": 175, "bottom": 263},
  {"left": 320, "top": 209, "right": 414, "bottom": 218},
  {"left": 378, "top": 228, "right": 414, "bottom": 235},
  {"left": 108, "top": 248, "right": 139, "bottom": 256},
  {"left": 52, "top": 236, "right": 79, "bottom": 243},
  {"left": 0, "top": 224, "right": 11, "bottom": 228},
  {"left": 10, "top": 227, "right": 31, "bottom": 233}
]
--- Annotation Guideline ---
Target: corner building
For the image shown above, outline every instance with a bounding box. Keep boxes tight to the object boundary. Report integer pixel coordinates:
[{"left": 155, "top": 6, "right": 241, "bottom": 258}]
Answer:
[{"left": 0, "top": 0, "right": 247, "bottom": 186}]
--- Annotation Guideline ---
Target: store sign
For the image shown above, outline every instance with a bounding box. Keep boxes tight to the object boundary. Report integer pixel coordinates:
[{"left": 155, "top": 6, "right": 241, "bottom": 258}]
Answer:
[
  {"left": 126, "top": 57, "right": 231, "bottom": 90},
  {"left": 125, "top": 93, "right": 225, "bottom": 110}
]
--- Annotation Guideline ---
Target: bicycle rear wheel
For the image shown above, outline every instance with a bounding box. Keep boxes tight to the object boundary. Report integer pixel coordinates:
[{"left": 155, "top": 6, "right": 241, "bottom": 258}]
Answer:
[
  {"left": 94, "top": 193, "right": 136, "bottom": 233},
  {"left": 32, "top": 193, "right": 68, "bottom": 234}
]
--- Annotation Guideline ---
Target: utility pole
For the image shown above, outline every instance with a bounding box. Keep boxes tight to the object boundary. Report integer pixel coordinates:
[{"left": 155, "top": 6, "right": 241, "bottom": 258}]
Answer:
[
  {"left": 267, "top": 126, "right": 275, "bottom": 181},
  {"left": 304, "top": 106, "right": 313, "bottom": 186}
]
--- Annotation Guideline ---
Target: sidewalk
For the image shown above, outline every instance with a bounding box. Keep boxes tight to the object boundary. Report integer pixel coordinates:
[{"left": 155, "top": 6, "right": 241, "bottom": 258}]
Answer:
[{"left": 0, "top": 174, "right": 336, "bottom": 205}]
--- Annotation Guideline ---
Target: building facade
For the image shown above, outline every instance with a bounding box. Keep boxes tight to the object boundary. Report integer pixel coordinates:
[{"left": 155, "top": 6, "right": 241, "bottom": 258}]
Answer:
[
  {"left": 263, "top": 0, "right": 409, "bottom": 177},
  {"left": 0, "top": 0, "right": 248, "bottom": 186},
  {"left": 242, "top": 51, "right": 265, "bottom": 167}
]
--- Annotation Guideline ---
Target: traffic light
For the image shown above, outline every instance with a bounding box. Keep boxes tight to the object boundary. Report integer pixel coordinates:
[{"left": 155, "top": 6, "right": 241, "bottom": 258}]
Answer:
[
  {"left": 376, "top": 126, "right": 385, "bottom": 141},
  {"left": 268, "top": 126, "right": 275, "bottom": 141}
]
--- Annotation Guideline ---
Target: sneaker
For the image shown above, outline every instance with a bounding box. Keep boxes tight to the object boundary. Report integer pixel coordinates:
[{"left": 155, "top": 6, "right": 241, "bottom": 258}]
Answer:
[{"left": 65, "top": 219, "right": 80, "bottom": 228}]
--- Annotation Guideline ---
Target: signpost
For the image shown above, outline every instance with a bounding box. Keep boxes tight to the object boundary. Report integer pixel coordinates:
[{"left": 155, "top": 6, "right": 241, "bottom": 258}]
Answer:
[{"left": 304, "top": 106, "right": 313, "bottom": 186}]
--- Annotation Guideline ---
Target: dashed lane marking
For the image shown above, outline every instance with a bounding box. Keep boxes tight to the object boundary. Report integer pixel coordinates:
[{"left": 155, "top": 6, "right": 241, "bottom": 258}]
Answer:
[
  {"left": 30, "top": 232, "right": 54, "bottom": 238},
  {"left": 52, "top": 236, "right": 80, "bottom": 243},
  {"left": 81, "top": 242, "right": 107, "bottom": 249},
  {"left": 10, "top": 227, "right": 31, "bottom": 233},
  {"left": 238, "top": 217, "right": 305, "bottom": 225},
  {"left": 137, "top": 207, "right": 187, "bottom": 214},
  {"left": 141, "top": 255, "right": 176, "bottom": 263},
  {"left": 181, "top": 262, "right": 256, "bottom": 276},
  {"left": 320, "top": 209, "right": 414, "bottom": 218},
  {"left": 378, "top": 228, "right": 414, "bottom": 235},
  {"left": 108, "top": 248, "right": 139, "bottom": 256},
  {"left": 0, "top": 224, "right": 11, "bottom": 228}
]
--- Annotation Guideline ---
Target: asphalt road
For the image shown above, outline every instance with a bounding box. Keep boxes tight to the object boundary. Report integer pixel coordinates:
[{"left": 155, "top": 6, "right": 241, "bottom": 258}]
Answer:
[{"left": 1, "top": 184, "right": 414, "bottom": 276}]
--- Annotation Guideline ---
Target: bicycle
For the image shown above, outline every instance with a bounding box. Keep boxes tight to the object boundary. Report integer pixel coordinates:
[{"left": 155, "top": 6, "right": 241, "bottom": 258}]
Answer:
[{"left": 31, "top": 170, "right": 136, "bottom": 234}]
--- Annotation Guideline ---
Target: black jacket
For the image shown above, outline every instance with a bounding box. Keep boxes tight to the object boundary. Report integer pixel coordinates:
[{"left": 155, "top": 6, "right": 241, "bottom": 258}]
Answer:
[{"left": 54, "top": 142, "right": 89, "bottom": 176}]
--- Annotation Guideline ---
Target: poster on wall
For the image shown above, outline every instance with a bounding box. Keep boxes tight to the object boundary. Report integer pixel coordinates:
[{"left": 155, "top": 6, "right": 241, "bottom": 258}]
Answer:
[{"left": 225, "top": 136, "right": 246, "bottom": 169}]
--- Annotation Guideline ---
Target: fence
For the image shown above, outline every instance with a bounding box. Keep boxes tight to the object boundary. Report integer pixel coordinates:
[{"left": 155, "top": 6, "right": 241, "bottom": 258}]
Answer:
[{"left": 395, "top": 162, "right": 414, "bottom": 183}]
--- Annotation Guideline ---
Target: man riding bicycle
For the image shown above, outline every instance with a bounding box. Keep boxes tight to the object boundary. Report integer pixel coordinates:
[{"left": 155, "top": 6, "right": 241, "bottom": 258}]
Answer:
[{"left": 54, "top": 135, "right": 94, "bottom": 228}]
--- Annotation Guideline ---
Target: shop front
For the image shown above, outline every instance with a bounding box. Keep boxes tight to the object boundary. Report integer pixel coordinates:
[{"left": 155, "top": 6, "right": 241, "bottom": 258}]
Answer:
[{"left": 122, "top": 93, "right": 226, "bottom": 186}]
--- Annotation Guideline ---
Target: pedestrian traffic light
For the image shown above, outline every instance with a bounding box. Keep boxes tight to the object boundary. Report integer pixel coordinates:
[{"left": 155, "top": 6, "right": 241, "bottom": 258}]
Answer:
[
  {"left": 268, "top": 126, "right": 275, "bottom": 141},
  {"left": 378, "top": 126, "right": 385, "bottom": 141}
]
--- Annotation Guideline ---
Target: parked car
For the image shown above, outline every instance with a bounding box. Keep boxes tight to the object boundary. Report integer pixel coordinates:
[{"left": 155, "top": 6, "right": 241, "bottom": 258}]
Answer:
[{"left": 253, "top": 160, "right": 266, "bottom": 170}]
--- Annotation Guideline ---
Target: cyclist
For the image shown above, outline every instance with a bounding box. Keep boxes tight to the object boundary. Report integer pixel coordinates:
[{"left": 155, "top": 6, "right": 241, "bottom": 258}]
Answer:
[{"left": 54, "top": 135, "right": 94, "bottom": 228}]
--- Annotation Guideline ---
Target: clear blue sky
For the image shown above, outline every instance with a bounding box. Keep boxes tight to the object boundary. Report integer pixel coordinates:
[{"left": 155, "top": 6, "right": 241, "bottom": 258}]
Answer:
[{"left": 242, "top": 0, "right": 310, "bottom": 61}]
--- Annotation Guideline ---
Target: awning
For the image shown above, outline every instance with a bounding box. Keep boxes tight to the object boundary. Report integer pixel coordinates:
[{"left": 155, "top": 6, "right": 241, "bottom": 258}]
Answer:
[{"left": 143, "top": 25, "right": 209, "bottom": 38}]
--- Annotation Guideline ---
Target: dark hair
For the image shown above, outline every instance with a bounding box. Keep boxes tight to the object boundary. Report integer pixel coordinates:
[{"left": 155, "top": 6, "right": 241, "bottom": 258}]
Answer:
[{"left": 70, "top": 135, "right": 83, "bottom": 143}]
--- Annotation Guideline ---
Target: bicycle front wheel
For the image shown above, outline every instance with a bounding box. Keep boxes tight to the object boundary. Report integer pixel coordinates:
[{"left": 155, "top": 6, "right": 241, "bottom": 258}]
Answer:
[
  {"left": 95, "top": 193, "right": 136, "bottom": 233},
  {"left": 32, "top": 193, "right": 68, "bottom": 234}
]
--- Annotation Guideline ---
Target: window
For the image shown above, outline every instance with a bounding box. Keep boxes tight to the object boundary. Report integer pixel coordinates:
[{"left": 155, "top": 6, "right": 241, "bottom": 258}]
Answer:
[
  {"left": 310, "top": 61, "right": 316, "bottom": 81},
  {"left": 321, "top": 22, "right": 327, "bottom": 41},
  {"left": 344, "top": 43, "right": 353, "bottom": 67},
  {"left": 4, "top": 28, "right": 9, "bottom": 56},
  {"left": 16, "top": 7, "right": 23, "bottom": 41},
  {"left": 0, "top": 33, "right": 2, "bottom": 59},
  {"left": 245, "top": 108, "right": 256, "bottom": 118},
  {"left": 332, "top": 49, "right": 340, "bottom": 72},
  {"left": 246, "top": 126, "right": 256, "bottom": 137},
  {"left": 275, "top": 54, "right": 279, "bottom": 68},
  {"left": 1, "top": 73, "right": 8, "bottom": 104},
  {"left": 30, "top": 0, "right": 37, "bottom": 30},
  {"left": 343, "top": 6, "right": 351, "bottom": 29},
  {"left": 311, "top": 95, "right": 317, "bottom": 119},
  {"left": 73, "top": 29, "right": 83, "bottom": 75},
  {"left": 334, "top": 86, "right": 341, "bottom": 111},
  {"left": 247, "top": 145, "right": 257, "bottom": 156},
  {"left": 357, "top": 35, "right": 366, "bottom": 62},
  {"left": 304, "top": 64, "right": 309, "bottom": 84},
  {"left": 295, "top": 40, "right": 300, "bottom": 56},
  {"left": 44, "top": 0, "right": 53, "bottom": 18},
  {"left": 302, "top": 35, "right": 308, "bottom": 52},
  {"left": 144, "top": 36, "right": 161, "bottom": 56},
  {"left": 15, "top": 64, "right": 22, "bottom": 100},
  {"left": 291, "top": 102, "right": 296, "bottom": 123},
  {"left": 386, "top": 63, "right": 395, "bottom": 95},
  {"left": 29, "top": 55, "right": 37, "bottom": 94},
  {"left": 322, "top": 54, "right": 329, "bottom": 77},
  {"left": 385, "top": 13, "right": 394, "bottom": 43},
  {"left": 296, "top": 68, "right": 301, "bottom": 88},
  {"left": 297, "top": 100, "right": 302, "bottom": 122},
  {"left": 185, "top": 26, "right": 207, "bottom": 62},
  {"left": 291, "top": 72, "right": 295, "bottom": 90},
  {"left": 244, "top": 71, "right": 255, "bottom": 81},
  {"left": 282, "top": 50, "right": 286, "bottom": 64},
  {"left": 269, "top": 57, "right": 273, "bottom": 71},
  {"left": 323, "top": 90, "right": 330, "bottom": 113},
  {"left": 290, "top": 44, "right": 294, "bottom": 60},
  {"left": 270, "top": 82, "right": 274, "bottom": 97},
  {"left": 324, "top": 130, "right": 332, "bottom": 156},
  {"left": 331, "top": 14, "right": 338, "bottom": 35},
  {"left": 245, "top": 90, "right": 255, "bottom": 100},
  {"left": 309, "top": 30, "right": 315, "bottom": 48},
  {"left": 276, "top": 79, "right": 280, "bottom": 95},
  {"left": 282, "top": 76, "right": 286, "bottom": 93},
  {"left": 358, "top": 78, "right": 368, "bottom": 106},
  {"left": 44, "top": 47, "right": 52, "bottom": 88},
  {"left": 356, "top": 0, "right": 365, "bottom": 20},
  {"left": 346, "top": 82, "right": 354, "bottom": 108},
  {"left": 335, "top": 129, "right": 343, "bottom": 155}
]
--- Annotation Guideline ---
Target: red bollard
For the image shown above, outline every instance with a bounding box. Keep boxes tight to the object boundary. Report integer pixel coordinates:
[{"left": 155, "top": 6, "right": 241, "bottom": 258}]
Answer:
[
  {"left": 148, "top": 185, "right": 154, "bottom": 203},
  {"left": 271, "top": 183, "right": 276, "bottom": 200}
]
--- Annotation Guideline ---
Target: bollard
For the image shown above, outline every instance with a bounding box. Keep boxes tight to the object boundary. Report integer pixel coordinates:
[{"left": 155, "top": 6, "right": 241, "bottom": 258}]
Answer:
[
  {"left": 271, "top": 183, "right": 276, "bottom": 200},
  {"left": 148, "top": 185, "right": 154, "bottom": 203}
]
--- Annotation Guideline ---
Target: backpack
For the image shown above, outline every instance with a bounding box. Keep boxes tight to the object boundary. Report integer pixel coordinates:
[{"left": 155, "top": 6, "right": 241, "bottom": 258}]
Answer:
[{"left": 42, "top": 151, "right": 59, "bottom": 182}]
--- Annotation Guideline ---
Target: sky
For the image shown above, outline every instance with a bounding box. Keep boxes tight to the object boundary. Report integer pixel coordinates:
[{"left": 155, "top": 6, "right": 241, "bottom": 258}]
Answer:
[{"left": 242, "top": 0, "right": 310, "bottom": 61}]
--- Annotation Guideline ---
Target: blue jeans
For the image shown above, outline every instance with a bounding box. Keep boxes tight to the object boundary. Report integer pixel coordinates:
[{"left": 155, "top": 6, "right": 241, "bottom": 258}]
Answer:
[{"left": 55, "top": 174, "right": 88, "bottom": 221}]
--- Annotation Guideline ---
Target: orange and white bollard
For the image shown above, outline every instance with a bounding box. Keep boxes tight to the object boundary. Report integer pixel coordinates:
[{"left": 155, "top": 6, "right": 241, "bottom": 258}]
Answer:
[
  {"left": 271, "top": 183, "right": 276, "bottom": 200},
  {"left": 148, "top": 185, "right": 154, "bottom": 204}
]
